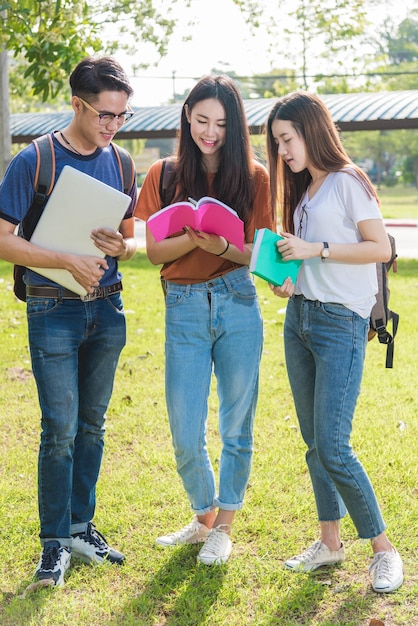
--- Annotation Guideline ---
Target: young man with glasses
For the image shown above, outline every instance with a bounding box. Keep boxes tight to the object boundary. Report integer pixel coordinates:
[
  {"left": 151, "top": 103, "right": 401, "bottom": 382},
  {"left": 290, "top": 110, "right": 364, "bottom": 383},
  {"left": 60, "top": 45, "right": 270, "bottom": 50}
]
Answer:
[{"left": 0, "top": 56, "right": 137, "bottom": 587}]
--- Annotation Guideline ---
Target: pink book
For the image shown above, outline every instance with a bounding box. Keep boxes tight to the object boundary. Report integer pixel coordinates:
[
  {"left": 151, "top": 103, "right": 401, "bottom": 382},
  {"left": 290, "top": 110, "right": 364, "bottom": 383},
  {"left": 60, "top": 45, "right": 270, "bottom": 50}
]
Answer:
[{"left": 146, "top": 196, "right": 245, "bottom": 251}]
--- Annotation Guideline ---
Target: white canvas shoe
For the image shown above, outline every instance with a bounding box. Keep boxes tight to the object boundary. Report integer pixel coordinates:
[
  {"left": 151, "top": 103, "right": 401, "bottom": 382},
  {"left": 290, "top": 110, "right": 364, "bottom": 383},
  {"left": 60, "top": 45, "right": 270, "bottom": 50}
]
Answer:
[
  {"left": 369, "top": 550, "right": 403, "bottom": 593},
  {"left": 285, "top": 540, "right": 345, "bottom": 572},
  {"left": 197, "top": 526, "right": 232, "bottom": 565},
  {"left": 156, "top": 517, "right": 210, "bottom": 547}
]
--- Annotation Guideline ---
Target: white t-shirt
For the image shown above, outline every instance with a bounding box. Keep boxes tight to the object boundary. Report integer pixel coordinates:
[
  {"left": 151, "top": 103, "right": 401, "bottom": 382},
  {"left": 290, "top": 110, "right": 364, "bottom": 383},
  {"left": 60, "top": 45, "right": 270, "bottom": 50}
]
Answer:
[{"left": 293, "top": 169, "right": 383, "bottom": 318}]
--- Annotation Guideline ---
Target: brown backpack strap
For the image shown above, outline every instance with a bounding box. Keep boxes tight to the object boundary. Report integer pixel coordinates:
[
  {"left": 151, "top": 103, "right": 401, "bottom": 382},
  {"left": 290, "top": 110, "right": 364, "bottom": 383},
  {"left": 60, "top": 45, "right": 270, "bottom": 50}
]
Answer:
[
  {"left": 33, "top": 133, "right": 55, "bottom": 199},
  {"left": 111, "top": 142, "right": 135, "bottom": 194}
]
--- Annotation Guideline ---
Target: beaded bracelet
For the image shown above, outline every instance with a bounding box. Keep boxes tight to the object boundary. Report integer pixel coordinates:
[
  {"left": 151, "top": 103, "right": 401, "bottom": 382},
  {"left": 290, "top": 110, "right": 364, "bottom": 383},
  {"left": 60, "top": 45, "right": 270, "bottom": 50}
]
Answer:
[{"left": 216, "top": 240, "right": 230, "bottom": 256}]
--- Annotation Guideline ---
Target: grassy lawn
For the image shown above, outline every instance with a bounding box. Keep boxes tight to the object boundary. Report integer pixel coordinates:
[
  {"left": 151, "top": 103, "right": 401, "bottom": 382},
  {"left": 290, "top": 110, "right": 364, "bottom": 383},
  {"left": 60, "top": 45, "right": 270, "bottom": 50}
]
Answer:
[
  {"left": 377, "top": 185, "right": 418, "bottom": 219},
  {"left": 0, "top": 250, "right": 417, "bottom": 626}
]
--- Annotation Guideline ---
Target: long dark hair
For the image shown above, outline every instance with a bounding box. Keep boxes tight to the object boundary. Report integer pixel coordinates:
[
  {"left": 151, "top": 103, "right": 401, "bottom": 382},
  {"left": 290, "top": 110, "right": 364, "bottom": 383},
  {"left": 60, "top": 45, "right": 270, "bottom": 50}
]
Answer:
[
  {"left": 166, "top": 75, "right": 255, "bottom": 223},
  {"left": 266, "top": 91, "right": 379, "bottom": 232}
]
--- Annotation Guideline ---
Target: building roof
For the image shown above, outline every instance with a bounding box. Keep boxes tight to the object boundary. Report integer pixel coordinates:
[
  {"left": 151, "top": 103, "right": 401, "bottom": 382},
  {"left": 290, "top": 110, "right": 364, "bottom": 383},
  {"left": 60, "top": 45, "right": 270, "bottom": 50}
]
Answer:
[{"left": 10, "top": 90, "right": 418, "bottom": 143}]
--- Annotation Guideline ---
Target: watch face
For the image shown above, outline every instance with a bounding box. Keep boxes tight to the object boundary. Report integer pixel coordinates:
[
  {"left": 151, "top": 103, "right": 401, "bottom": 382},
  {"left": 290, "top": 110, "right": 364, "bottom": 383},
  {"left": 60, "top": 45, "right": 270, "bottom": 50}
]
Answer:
[{"left": 321, "top": 248, "right": 330, "bottom": 258}]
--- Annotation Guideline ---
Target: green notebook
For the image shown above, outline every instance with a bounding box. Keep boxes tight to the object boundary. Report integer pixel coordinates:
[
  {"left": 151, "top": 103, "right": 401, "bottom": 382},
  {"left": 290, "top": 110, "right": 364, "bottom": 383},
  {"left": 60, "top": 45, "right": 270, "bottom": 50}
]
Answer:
[{"left": 250, "top": 228, "right": 302, "bottom": 286}]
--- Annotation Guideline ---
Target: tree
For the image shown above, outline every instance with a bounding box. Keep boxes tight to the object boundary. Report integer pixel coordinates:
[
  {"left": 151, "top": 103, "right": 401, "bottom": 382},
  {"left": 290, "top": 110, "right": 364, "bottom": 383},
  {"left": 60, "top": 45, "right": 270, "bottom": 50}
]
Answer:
[
  {"left": 0, "top": 0, "right": 182, "bottom": 174},
  {"left": 232, "top": 0, "right": 374, "bottom": 91},
  {"left": 367, "top": 11, "right": 418, "bottom": 91}
]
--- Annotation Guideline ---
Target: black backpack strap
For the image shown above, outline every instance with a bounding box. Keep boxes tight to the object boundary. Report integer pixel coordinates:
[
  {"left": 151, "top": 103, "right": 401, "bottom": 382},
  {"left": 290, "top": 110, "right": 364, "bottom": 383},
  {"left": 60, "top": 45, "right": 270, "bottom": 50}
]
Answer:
[
  {"left": 111, "top": 143, "right": 135, "bottom": 195},
  {"left": 19, "top": 133, "right": 55, "bottom": 240},
  {"left": 374, "top": 310, "right": 399, "bottom": 368},
  {"left": 159, "top": 158, "right": 176, "bottom": 206},
  {"left": 14, "top": 133, "right": 55, "bottom": 302}
]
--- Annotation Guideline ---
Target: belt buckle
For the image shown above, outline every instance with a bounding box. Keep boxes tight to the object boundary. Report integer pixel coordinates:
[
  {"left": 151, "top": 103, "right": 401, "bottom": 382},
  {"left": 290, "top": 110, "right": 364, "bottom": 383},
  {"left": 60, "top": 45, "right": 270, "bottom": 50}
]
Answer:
[{"left": 82, "top": 287, "right": 101, "bottom": 302}]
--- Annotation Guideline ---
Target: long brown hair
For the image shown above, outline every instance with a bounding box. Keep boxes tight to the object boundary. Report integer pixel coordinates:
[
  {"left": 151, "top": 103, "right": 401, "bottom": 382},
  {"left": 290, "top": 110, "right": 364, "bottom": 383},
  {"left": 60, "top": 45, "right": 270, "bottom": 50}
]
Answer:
[
  {"left": 266, "top": 91, "right": 379, "bottom": 233},
  {"left": 165, "top": 75, "right": 256, "bottom": 223}
]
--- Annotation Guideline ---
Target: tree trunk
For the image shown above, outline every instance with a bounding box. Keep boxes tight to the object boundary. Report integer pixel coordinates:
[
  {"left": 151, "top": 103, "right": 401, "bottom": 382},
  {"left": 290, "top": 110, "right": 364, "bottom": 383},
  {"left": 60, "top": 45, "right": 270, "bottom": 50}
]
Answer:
[{"left": 0, "top": 48, "right": 11, "bottom": 178}]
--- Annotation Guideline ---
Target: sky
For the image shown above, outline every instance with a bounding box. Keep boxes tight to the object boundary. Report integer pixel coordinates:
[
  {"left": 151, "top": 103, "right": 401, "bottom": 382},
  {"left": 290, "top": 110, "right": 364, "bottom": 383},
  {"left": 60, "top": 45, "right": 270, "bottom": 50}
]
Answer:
[
  {"left": 121, "top": 0, "right": 415, "bottom": 108},
  {"left": 125, "top": 0, "right": 268, "bottom": 107}
]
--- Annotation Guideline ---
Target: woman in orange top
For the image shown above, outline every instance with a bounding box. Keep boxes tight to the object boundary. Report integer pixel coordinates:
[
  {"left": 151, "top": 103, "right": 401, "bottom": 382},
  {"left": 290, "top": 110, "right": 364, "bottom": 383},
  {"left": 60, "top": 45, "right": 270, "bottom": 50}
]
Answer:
[{"left": 136, "top": 75, "right": 273, "bottom": 565}]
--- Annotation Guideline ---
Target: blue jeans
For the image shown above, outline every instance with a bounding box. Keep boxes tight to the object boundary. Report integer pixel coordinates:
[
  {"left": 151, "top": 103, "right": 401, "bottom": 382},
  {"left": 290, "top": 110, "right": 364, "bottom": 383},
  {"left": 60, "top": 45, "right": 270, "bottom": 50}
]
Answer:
[
  {"left": 165, "top": 266, "right": 263, "bottom": 515},
  {"left": 284, "top": 295, "right": 386, "bottom": 539},
  {"left": 27, "top": 293, "right": 126, "bottom": 546}
]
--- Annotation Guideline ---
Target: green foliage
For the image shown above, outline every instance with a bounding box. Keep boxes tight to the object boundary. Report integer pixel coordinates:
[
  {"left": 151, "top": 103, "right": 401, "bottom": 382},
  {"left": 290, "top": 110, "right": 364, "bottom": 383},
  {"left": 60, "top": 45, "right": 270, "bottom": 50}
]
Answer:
[
  {"left": 1, "top": 0, "right": 102, "bottom": 100},
  {"left": 385, "top": 11, "right": 418, "bottom": 65},
  {"left": 1, "top": 0, "right": 179, "bottom": 103},
  {"left": 0, "top": 248, "right": 417, "bottom": 624},
  {"left": 233, "top": 0, "right": 373, "bottom": 90},
  {"left": 342, "top": 129, "right": 418, "bottom": 188}
]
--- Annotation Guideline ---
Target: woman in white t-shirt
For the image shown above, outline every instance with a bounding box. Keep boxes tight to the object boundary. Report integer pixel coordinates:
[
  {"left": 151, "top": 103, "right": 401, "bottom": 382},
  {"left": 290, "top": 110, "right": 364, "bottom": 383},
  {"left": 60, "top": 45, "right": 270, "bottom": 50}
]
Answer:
[{"left": 266, "top": 91, "right": 403, "bottom": 594}]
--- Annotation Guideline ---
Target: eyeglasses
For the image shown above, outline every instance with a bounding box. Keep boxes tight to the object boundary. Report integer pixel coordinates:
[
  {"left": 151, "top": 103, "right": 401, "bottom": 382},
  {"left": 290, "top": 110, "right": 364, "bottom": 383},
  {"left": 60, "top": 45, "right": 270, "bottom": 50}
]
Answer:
[
  {"left": 78, "top": 97, "right": 134, "bottom": 125},
  {"left": 297, "top": 203, "right": 308, "bottom": 238}
]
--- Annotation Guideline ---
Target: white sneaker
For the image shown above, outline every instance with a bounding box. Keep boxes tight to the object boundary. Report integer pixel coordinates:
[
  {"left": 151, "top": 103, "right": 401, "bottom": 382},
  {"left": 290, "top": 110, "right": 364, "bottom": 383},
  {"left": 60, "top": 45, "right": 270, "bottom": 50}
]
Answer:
[
  {"left": 156, "top": 517, "right": 210, "bottom": 547},
  {"left": 285, "top": 540, "right": 345, "bottom": 572},
  {"left": 369, "top": 550, "right": 404, "bottom": 593},
  {"left": 197, "top": 526, "right": 232, "bottom": 565},
  {"left": 34, "top": 541, "right": 71, "bottom": 587},
  {"left": 71, "top": 522, "right": 125, "bottom": 565}
]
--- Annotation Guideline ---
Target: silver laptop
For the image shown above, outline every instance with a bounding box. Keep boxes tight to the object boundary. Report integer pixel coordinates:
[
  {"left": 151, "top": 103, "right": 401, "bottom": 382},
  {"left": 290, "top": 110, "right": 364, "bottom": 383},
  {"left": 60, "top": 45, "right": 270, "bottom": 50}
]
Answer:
[{"left": 28, "top": 165, "right": 131, "bottom": 296}]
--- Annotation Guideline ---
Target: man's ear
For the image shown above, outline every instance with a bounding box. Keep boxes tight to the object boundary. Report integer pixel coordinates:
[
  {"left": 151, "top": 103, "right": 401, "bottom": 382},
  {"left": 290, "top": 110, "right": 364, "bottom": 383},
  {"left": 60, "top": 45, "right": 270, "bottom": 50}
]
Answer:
[{"left": 72, "top": 96, "right": 83, "bottom": 114}]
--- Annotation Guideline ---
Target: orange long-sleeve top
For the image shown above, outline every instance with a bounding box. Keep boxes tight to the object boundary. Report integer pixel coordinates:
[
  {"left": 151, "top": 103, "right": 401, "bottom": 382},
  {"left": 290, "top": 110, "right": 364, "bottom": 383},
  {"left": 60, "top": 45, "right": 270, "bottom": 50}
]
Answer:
[{"left": 135, "top": 158, "right": 274, "bottom": 284}]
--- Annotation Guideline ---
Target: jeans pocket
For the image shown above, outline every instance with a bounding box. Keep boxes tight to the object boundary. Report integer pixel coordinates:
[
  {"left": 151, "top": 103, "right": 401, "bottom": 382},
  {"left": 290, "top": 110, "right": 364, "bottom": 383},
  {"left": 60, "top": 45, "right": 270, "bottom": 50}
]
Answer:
[
  {"left": 228, "top": 278, "right": 257, "bottom": 301},
  {"left": 165, "top": 289, "right": 187, "bottom": 308},
  {"left": 321, "top": 302, "right": 353, "bottom": 321},
  {"left": 105, "top": 293, "right": 124, "bottom": 313},
  {"left": 27, "top": 297, "right": 59, "bottom": 318}
]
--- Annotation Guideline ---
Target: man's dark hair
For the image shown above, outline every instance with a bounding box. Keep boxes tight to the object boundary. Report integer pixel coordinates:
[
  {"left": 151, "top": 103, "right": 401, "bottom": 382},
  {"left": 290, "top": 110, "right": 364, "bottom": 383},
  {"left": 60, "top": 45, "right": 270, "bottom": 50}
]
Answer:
[{"left": 69, "top": 56, "right": 134, "bottom": 100}]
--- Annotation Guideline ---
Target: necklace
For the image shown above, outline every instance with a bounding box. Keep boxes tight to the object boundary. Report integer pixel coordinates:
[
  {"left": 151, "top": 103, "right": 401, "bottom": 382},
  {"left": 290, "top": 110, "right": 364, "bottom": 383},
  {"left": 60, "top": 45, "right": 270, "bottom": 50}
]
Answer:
[{"left": 59, "top": 130, "right": 83, "bottom": 155}]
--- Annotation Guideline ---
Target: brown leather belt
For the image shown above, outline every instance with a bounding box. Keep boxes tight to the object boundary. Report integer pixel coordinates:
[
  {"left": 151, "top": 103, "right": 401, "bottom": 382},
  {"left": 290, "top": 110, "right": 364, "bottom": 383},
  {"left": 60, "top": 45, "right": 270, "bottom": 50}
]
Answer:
[{"left": 26, "top": 281, "right": 123, "bottom": 301}]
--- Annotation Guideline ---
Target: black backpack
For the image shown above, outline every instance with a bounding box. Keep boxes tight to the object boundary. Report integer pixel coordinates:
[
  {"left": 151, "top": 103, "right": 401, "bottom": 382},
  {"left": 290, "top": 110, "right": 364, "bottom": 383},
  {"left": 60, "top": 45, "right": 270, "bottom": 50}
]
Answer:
[
  {"left": 158, "top": 157, "right": 176, "bottom": 206},
  {"left": 368, "top": 233, "right": 399, "bottom": 368},
  {"left": 13, "top": 133, "right": 135, "bottom": 302}
]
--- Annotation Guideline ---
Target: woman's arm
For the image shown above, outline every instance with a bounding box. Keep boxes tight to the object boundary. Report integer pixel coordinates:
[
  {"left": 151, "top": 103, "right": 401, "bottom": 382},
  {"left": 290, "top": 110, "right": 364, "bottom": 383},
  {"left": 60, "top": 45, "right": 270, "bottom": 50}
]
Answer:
[
  {"left": 277, "top": 219, "right": 392, "bottom": 264},
  {"left": 146, "top": 225, "right": 253, "bottom": 266}
]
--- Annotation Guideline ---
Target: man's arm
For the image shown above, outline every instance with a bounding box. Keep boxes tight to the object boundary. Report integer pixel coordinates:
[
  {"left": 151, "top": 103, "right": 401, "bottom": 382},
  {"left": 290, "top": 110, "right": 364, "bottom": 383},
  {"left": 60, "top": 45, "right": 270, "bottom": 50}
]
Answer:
[{"left": 0, "top": 217, "right": 108, "bottom": 292}]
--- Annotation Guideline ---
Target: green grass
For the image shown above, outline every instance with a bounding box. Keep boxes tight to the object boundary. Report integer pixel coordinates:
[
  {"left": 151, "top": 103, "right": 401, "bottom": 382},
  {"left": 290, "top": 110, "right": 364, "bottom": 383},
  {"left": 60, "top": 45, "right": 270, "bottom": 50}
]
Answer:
[
  {"left": 378, "top": 185, "right": 418, "bottom": 219},
  {"left": 0, "top": 251, "right": 417, "bottom": 626}
]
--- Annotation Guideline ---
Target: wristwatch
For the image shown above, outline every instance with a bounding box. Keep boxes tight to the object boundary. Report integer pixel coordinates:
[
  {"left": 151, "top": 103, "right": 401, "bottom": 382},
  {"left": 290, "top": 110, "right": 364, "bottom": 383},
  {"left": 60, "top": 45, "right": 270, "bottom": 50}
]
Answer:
[{"left": 320, "top": 242, "right": 330, "bottom": 262}]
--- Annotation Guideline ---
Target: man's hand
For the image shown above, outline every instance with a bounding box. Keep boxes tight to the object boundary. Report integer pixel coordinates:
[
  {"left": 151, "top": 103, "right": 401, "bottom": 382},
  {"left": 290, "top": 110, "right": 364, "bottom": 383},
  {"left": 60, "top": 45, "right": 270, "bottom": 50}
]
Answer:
[
  {"left": 91, "top": 228, "right": 125, "bottom": 257},
  {"left": 66, "top": 255, "right": 108, "bottom": 293}
]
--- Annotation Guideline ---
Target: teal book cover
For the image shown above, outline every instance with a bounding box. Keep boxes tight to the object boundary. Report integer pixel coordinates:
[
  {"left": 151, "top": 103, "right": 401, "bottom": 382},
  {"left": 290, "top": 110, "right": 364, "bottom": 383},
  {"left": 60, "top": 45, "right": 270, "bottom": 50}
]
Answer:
[{"left": 250, "top": 228, "right": 302, "bottom": 286}]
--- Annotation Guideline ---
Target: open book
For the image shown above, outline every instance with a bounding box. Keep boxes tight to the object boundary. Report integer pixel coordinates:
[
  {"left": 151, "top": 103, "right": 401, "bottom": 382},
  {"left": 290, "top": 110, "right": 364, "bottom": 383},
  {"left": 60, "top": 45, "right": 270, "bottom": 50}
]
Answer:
[
  {"left": 147, "top": 196, "right": 245, "bottom": 251},
  {"left": 250, "top": 228, "right": 302, "bottom": 286}
]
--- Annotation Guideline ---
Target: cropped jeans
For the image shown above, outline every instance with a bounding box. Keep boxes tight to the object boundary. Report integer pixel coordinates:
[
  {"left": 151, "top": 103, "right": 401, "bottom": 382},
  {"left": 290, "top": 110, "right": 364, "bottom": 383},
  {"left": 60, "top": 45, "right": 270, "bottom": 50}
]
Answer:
[
  {"left": 164, "top": 266, "right": 263, "bottom": 515},
  {"left": 284, "top": 295, "right": 386, "bottom": 539},
  {"left": 27, "top": 292, "right": 126, "bottom": 547}
]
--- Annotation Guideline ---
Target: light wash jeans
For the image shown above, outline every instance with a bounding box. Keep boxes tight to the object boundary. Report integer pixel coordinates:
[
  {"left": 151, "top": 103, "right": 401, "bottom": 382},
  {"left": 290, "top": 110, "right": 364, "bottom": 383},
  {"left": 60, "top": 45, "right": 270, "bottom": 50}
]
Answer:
[
  {"left": 284, "top": 295, "right": 386, "bottom": 539},
  {"left": 164, "top": 266, "right": 263, "bottom": 515},
  {"left": 27, "top": 293, "right": 126, "bottom": 546}
]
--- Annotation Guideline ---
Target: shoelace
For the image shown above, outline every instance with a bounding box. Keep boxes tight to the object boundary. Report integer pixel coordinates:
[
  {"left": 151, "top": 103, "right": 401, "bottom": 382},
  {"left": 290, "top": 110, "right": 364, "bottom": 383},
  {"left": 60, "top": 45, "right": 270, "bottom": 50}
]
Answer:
[
  {"left": 169, "top": 520, "right": 202, "bottom": 540},
  {"left": 41, "top": 545, "right": 61, "bottom": 569},
  {"left": 80, "top": 523, "right": 108, "bottom": 549},
  {"left": 370, "top": 552, "right": 394, "bottom": 578},
  {"left": 294, "top": 540, "right": 322, "bottom": 562},
  {"left": 202, "top": 527, "right": 230, "bottom": 555}
]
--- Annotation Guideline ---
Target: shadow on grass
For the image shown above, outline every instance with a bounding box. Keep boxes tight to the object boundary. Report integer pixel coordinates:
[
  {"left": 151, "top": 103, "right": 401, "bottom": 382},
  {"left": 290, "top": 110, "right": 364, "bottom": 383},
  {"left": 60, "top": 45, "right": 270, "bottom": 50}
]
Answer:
[
  {"left": 108, "top": 545, "right": 226, "bottom": 625},
  {"left": 264, "top": 565, "right": 383, "bottom": 626},
  {"left": 2, "top": 558, "right": 88, "bottom": 626}
]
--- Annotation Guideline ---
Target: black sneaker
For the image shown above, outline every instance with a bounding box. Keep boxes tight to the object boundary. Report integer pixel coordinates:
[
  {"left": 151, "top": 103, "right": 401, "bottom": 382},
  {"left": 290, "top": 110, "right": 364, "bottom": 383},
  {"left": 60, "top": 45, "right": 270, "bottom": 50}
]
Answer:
[
  {"left": 71, "top": 522, "right": 125, "bottom": 565},
  {"left": 34, "top": 540, "right": 71, "bottom": 587}
]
